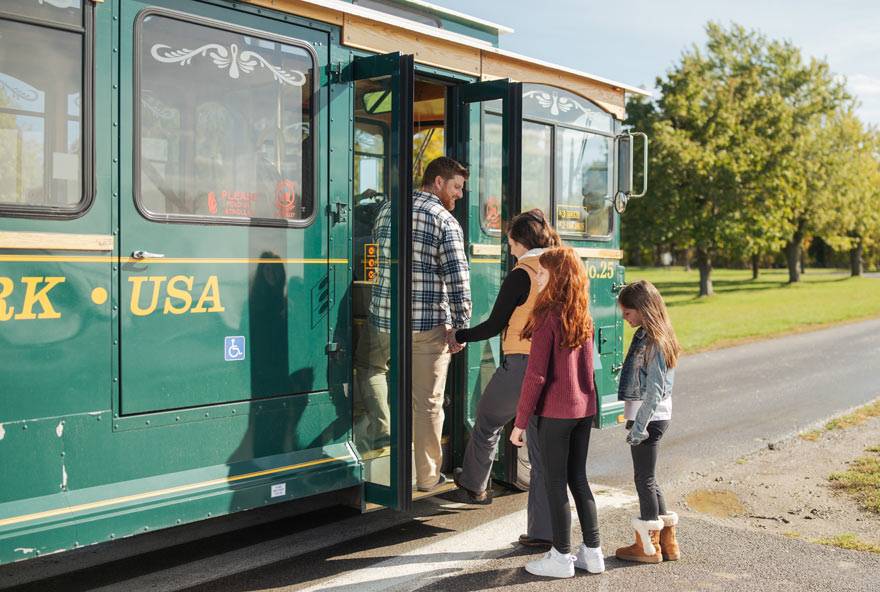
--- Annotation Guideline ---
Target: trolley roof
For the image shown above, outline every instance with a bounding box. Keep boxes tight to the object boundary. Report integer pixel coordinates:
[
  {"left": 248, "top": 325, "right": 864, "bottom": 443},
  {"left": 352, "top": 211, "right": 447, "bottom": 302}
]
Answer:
[{"left": 247, "top": 0, "right": 651, "bottom": 117}]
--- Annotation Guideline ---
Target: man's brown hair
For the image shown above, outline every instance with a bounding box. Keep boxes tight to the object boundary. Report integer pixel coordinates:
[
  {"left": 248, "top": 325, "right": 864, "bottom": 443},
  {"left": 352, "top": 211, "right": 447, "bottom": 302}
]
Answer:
[{"left": 421, "top": 157, "right": 469, "bottom": 188}]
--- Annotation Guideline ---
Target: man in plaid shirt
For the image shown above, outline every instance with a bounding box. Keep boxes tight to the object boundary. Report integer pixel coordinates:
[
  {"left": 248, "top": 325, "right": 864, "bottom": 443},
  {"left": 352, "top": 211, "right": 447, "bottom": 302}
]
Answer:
[{"left": 359, "top": 157, "right": 471, "bottom": 491}]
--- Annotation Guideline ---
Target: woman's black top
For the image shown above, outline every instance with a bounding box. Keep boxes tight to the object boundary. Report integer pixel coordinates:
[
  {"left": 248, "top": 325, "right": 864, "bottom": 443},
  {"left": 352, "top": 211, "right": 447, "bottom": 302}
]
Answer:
[{"left": 455, "top": 268, "right": 531, "bottom": 343}]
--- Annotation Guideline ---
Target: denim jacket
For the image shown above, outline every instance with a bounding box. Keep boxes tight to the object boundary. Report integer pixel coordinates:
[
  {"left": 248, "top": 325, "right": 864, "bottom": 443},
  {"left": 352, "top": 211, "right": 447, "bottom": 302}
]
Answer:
[{"left": 618, "top": 328, "right": 675, "bottom": 438}]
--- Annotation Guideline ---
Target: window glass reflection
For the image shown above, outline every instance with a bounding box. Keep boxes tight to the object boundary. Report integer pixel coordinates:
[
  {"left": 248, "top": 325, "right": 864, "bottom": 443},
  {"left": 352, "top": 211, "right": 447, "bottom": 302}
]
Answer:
[
  {"left": 521, "top": 121, "right": 551, "bottom": 217},
  {"left": 556, "top": 128, "right": 613, "bottom": 237},
  {"left": 138, "top": 15, "right": 315, "bottom": 223},
  {"left": 1, "top": 0, "right": 83, "bottom": 27},
  {"left": 0, "top": 18, "right": 82, "bottom": 207}
]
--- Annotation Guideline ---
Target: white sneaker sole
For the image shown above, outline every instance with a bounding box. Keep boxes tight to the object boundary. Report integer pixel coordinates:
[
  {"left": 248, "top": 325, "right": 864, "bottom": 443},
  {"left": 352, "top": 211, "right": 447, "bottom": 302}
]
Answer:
[
  {"left": 574, "top": 560, "right": 605, "bottom": 574},
  {"left": 524, "top": 564, "right": 574, "bottom": 578}
]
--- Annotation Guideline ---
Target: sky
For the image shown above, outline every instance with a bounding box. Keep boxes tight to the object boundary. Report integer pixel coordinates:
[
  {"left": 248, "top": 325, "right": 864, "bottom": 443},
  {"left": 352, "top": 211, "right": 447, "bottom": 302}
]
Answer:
[{"left": 433, "top": 0, "right": 880, "bottom": 126}]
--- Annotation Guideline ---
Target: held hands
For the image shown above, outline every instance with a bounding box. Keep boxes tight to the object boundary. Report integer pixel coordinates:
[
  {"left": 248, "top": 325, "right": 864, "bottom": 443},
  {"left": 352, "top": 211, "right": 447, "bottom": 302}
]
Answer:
[
  {"left": 509, "top": 426, "right": 525, "bottom": 447},
  {"left": 446, "top": 327, "right": 464, "bottom": 354}
]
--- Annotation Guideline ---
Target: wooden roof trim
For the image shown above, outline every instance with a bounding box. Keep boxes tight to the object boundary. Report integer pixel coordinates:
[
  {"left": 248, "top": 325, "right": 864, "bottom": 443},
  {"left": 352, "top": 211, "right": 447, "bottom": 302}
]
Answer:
[
  {"left": 395, "top": 0, "right": 513, "bottom": 34},
  {"left": 343, "top": 13, "right": 481, "bottom": 76},
  {"left": 484, "top": 46, "right": 650, "bottom": 97},
  {"left": 246, "top": 0, "right": 343, "bottom": 25},
  {"left": 481, "top": 52, "right": 627, "bottom": 119},
  {"left": 246, "top": 0, "right": 647, "bottom": 103},
  {"left": 292, "top": 0, "right": 495, "bottom": 47}
]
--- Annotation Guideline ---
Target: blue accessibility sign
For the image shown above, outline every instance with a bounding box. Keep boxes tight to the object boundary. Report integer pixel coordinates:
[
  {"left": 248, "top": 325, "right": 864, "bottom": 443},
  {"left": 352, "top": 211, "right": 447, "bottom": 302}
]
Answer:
[{"left": 224, "top": 336, "right": 246, "bottom": 362}]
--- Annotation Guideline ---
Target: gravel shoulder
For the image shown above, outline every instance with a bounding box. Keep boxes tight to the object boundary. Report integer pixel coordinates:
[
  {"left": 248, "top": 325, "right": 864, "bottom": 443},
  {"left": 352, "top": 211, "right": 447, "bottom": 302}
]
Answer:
[{"left": 667, "top": 399, "right": 880, "bottom": 549}]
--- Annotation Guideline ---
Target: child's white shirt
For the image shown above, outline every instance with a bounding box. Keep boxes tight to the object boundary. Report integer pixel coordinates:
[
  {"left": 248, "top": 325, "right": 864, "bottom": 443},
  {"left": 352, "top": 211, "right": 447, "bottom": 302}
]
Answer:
[{"left": 624, "top": 397, "right": 672, "bottom": 422}]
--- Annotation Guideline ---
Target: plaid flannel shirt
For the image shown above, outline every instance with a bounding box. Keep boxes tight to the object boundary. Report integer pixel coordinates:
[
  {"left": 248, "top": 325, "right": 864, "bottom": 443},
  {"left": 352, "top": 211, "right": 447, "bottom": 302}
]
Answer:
[{"left": 369, "top": 191, "right": 472, "bottom": 333}]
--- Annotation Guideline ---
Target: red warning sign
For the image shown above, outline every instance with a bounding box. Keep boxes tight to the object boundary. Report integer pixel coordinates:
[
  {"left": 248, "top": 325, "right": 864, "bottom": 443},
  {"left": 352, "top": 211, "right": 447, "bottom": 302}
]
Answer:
[{"left": 275, "top": 179, "right": 298, "bottom": 219}]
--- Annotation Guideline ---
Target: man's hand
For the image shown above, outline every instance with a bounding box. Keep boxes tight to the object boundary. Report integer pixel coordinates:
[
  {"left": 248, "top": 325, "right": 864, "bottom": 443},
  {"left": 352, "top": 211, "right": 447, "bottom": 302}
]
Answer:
[{"left": 446, "top": 328, "right": 464, "bottom": 354}]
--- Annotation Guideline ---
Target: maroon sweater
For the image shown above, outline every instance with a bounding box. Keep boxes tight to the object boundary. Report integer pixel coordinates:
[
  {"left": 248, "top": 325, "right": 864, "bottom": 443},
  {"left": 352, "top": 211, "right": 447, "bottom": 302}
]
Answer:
[{"left": 514, "top": 312, "right": 597, "bottom": 429}]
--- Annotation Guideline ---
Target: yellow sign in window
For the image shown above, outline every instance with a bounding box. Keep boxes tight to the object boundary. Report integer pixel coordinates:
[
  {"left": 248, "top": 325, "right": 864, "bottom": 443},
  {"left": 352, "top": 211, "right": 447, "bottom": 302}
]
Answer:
[{"left": 556, "top": 205, "right": 586, "bottom": 232}]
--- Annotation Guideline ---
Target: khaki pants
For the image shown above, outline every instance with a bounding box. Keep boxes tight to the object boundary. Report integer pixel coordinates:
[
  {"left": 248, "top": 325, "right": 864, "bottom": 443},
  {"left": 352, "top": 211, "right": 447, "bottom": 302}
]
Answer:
[
  {"left": 352, "top": 323, "right": 391, "bottom": 450},
  {"left": 412, "top": 325, "right": 451, "bottom": 489}
]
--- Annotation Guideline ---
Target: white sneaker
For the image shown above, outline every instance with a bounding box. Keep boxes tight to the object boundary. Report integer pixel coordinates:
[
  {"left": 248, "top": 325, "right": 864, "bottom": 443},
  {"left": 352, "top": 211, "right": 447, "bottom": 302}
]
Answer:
[
  {"left": 524, "top": 546, "right": 575, "bottom": 578},
  {"left": 574, "top": 544, "right": 605, "bottom": 573}
]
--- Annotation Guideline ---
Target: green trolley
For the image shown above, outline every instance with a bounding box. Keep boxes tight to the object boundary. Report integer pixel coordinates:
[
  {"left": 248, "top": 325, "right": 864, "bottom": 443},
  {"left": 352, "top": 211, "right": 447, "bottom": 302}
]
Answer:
[{"left": 0, "top": 0, "right": 648, "bottom": 564}]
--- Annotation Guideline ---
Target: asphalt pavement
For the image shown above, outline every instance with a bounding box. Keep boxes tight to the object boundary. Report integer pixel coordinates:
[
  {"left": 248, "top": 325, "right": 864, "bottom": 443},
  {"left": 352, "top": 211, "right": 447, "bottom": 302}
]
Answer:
[{"left": 2, "top": 318, "right": 879, "bottom": 591}]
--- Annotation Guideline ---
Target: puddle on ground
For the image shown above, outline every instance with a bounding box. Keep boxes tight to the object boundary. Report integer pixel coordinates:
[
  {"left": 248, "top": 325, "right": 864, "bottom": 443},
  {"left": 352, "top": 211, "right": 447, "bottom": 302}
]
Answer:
[{"left": 686, "top": 489, "right": 747, "bottom": 517}]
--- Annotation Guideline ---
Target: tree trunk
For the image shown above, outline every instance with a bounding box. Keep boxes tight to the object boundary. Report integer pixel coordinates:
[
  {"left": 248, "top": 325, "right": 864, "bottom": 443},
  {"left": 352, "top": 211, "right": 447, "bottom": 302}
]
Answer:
[
  {"left": 751, "top": 254, "right": 760, "bottom": 280},
  {"left": 850, "top": 238, "right": 864, "bottom": 277},
  {"left": 785, "top": 226, "right": 804, "bottom": 283},
  {"left": 696, "top": 247, "right": 714, "bottom": 297}
]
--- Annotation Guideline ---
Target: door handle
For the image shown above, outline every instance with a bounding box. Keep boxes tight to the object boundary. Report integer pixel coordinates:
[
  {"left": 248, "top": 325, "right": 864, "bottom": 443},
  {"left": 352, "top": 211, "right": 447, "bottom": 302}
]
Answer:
[{"left": 131, "top": 250, "right": 165, "bottom": 260}]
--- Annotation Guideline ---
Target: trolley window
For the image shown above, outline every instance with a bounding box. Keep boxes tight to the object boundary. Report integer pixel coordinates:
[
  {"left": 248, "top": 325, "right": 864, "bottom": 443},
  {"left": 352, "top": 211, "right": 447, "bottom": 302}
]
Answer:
[
  {"left": 136, "top": 13, "right": 316, "bottom": 225},
  {"left": 479, "top": 110, "right": 503, "bottom": 233},
  {"left": 555, "top": 128, "right": 613, "bottom": 237},
  {"left": 2, "top": 0, "right": 83, "bottom": 27},
  {"left": 521, "top": 120, "right": 552, "bottom": 218},
  {"left": 354, "top": 119, "right": 386, "bottom": 198},
  {"left": 0, "top": 3, "right": 88, "bottom": 214},
  {"left": 480, "top": 113, "right": 553, "bottom": 234}
]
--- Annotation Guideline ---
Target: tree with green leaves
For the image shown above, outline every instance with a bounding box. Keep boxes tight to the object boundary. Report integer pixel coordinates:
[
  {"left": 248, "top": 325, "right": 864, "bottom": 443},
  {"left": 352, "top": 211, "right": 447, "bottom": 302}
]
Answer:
[
  {"left": 625, "top": 22, "right": 849, "bottom": 294},
  {"left": 817, "top": 113, "right": 880, "bottom": 276}
]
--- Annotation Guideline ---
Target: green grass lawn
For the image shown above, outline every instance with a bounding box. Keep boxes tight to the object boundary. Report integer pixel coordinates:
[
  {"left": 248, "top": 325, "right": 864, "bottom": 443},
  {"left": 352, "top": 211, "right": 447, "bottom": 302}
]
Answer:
[{"left": 621, "top": 268, "right": 880, "bottom": 353}]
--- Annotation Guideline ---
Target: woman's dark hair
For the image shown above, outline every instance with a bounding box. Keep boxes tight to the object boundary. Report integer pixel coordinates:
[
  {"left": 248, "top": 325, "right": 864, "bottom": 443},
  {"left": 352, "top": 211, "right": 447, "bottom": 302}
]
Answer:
[{"left": 507, "top": 209, "right": 561, "bottom": 250}]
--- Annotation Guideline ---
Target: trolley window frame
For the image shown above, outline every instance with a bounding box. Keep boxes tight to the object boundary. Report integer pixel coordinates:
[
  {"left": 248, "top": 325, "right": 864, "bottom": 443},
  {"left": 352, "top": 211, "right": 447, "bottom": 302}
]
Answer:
[
  {"left": 132, "top": 7, "right": 320, "bottom": 229},
  {"left": 0, "top": 4, "right": 94, "bottom": 220},
  {"left": 480, "top": 87, "right": 617, "bottom": 242}
]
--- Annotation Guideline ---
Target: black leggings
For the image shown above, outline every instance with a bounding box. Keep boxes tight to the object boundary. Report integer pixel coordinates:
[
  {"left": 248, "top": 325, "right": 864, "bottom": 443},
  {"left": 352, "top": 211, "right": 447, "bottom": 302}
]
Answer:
[
  {"left": 537, "top": 416, "right": 599, "bottom": 553},
  {"left": 627, "top": 420, "right": 670, "bottom": 521}
]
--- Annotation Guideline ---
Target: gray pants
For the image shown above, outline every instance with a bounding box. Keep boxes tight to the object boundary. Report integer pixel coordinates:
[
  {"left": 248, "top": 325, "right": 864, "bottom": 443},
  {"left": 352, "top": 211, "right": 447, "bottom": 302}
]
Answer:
[
  {"left": 459, "top": 354, "right": 529, "bottom": 493},
  {"left": 457, "top": 354, "right": 552, "bottom": 540},
  {"left": 527, "top": 414, "right": 553, "bottom": 540}
]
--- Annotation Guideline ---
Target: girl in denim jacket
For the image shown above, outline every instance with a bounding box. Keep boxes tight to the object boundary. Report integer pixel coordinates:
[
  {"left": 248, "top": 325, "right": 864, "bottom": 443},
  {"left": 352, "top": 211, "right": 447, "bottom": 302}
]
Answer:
[{"left": 615, "top": 280, "right": 682, "bottom": 564}]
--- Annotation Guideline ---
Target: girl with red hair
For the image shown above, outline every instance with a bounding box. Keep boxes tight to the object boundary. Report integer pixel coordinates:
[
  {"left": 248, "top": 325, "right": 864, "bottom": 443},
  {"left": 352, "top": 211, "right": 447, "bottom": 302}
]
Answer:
[{"left": 509, "top": 246, "right": 603, "bottom": 578}]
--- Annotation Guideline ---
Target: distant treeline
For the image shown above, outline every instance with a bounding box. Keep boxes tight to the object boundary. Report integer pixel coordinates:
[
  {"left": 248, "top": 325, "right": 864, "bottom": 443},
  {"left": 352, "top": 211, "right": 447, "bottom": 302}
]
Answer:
[{"left": 622, "top": 22, "right": 880, "bottom": 296}]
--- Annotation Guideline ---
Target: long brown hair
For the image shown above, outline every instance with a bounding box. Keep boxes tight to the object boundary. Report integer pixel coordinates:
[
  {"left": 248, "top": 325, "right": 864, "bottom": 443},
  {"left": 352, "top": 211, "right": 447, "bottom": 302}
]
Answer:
[
  {"left": 507, "top": 209, "right": 561, "bottom": 250},
  {"left": 618, "top": 280, "right": 682, "bottom": 368},
  {"left": 522, "top": 247, "right": 593, "bottom": 348}
]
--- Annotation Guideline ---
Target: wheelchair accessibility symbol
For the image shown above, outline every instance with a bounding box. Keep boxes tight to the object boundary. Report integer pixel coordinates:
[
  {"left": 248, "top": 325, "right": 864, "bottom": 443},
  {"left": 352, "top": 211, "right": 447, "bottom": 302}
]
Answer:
[{"left": 224, "top": 336, "right": 246, "bottom": 362}]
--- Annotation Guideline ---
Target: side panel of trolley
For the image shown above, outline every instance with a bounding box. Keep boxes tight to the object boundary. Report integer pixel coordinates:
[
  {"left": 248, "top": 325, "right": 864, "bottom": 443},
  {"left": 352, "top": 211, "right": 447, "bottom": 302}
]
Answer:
[{"left": 0, "top": 0, "right": 360, "bottom": 564}]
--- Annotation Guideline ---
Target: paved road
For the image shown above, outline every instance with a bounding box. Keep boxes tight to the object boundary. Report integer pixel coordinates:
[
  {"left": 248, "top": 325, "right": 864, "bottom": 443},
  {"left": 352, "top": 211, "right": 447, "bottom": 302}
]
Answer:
[
  {"left": 588, "top": 316, "right": 880, "bottom": 488},
  {"left": 2, "top": 318, "right": 879, "bottom": 591}
]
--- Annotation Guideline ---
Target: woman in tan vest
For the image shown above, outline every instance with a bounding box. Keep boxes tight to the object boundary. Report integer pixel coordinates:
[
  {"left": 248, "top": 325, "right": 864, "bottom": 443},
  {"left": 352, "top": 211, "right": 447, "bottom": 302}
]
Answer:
[{"left": 449, "top": 209, "right": 560, "bottom": 543}]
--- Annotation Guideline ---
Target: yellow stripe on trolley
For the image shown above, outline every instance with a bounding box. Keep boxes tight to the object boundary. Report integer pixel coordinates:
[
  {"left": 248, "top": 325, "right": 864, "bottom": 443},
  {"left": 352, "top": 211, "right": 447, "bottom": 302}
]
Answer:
[
  {"left": 470, "top": 258, "right": 501, "bottom": 264},
  {"left": 0, "top": 255, "right": 348, "bottom": 264},
  {"left": 0, "top": 455, "right": 349, "bottom": 528},
  {"left": 125, "top": 258, "right": 349, "bottom": 264}
]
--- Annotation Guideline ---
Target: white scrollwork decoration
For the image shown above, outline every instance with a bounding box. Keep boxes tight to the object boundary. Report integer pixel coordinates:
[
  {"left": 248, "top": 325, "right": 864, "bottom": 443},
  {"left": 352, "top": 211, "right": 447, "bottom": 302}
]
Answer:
[
  {"left": 150, "top": 43, "right": 307, "bottom": 87},
  {"left": 0, "top": 78, "right": 39, "bottom": 103},
  {"left": 523, "top": 89, "right": 594, "bottom": 126}
]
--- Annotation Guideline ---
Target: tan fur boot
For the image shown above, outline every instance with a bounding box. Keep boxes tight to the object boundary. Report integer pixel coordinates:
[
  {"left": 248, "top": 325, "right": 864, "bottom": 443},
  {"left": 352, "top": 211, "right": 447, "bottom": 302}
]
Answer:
[
  {"left": 615, "top": 518, "right": 663, "bottom": 563},
  {"left": 659, "top": 512, "right": 680, "bottom": 561}
]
